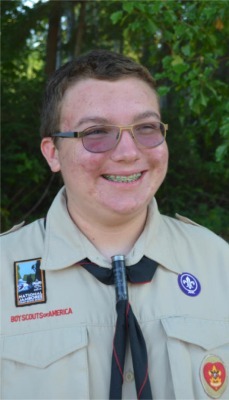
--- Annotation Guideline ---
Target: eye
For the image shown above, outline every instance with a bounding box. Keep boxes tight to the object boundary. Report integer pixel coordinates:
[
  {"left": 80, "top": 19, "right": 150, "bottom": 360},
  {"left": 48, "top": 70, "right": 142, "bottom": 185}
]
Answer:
[
  {"left": 84, "top": 126, "right": 110, "bottom": 137},
  {"left": 146, "top": 122, "right": 160, "bottom": 130},
  {"left": 136, "top": 122, "right": 160, "bottom": 134}
]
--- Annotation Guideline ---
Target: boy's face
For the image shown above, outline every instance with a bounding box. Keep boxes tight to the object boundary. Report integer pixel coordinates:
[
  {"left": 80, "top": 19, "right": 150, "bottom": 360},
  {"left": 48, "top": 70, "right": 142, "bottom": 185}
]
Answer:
[{"left": 41, "top": 77, "right": 168, "bottom": 223}]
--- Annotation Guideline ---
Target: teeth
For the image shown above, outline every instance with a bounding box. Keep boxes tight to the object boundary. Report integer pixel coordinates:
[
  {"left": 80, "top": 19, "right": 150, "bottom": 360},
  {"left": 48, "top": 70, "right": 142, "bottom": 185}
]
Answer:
[{"left": 103, "top": 173, "right": 142, "bottom": 182}]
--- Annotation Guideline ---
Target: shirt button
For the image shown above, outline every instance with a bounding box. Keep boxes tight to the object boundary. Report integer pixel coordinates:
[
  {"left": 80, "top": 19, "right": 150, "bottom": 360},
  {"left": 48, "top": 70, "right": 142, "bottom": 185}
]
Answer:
[{"left": 125, "top": 370, "right": 134, "bottom": 382}]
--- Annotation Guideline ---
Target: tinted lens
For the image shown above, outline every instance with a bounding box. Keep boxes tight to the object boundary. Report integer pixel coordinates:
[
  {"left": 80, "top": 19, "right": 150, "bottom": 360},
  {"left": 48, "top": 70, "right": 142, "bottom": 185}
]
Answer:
[
  {"left": 82, "top": 126, "right": 118, "bottom": 153},
  {"left": 134, "top": 122, "right": 165, "bottom": 148},
  {"left": 81, "top": 123, "right": 166, "bottom": 153}
]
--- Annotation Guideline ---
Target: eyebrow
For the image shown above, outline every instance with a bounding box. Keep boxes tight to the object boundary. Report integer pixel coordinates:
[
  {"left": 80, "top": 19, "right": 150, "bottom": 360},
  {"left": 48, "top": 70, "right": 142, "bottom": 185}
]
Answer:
[
  {"left": 132, "top": 111, "right": 161, "bottom": 122},
  {"left": 76, "top": 111, "right": 161, "bottom": 128},
  {"left": 77, "top": 116, "right": 110, "bottom": 127}
]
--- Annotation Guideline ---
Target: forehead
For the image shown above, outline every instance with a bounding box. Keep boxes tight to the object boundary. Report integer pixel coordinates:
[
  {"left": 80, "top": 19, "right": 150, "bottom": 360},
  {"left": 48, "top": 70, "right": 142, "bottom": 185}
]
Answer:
[
  {"left": 60, "top": 77, "right": 160, "bottom": 126},
  {"left": 63, "top": 77, "right": 158, "bottom": 105}
]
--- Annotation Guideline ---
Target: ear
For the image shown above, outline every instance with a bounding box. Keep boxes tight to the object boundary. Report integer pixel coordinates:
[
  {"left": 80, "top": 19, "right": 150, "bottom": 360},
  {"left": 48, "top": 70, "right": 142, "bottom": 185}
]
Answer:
[{"left": 40, "top": 138, "right": 61, "bottom": 172}]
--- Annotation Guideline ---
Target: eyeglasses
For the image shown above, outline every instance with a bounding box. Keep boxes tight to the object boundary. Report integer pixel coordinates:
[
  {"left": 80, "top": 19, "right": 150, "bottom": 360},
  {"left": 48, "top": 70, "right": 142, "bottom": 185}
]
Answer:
[{"left": 51, "top": 121, "right": 168, "bottom": 153}]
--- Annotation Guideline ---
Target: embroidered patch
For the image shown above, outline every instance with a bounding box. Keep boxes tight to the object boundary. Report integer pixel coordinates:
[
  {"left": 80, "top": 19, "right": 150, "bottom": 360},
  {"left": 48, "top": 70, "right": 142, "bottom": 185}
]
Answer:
[
  {"left": 200, "top": 355, "right": 227, "bottom": 398},
  {"left": 178, "top": 272, "right": 201, "bottom": 296},
  {"left": 14, "top": 258, "right": 46, "bottom": 307}
]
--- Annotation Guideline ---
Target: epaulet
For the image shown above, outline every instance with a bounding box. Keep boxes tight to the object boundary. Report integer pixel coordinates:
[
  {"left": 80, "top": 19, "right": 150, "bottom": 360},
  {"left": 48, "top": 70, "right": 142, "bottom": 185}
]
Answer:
[
  {"left": 0, "top": 221, "right": 25, "bottom": 236},
  {"left": 175, "top": 213, "right": 200, "bottom": 227}
]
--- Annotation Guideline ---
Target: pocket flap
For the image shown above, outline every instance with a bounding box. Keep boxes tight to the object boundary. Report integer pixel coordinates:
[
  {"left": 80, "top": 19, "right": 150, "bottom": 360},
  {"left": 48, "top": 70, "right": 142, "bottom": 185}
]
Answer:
[
  {"left": 161, "top": 317, "right": 229, "bottom": 350},
  {"left": 1, "top": 326, "right": 88, "bottom": 368}
]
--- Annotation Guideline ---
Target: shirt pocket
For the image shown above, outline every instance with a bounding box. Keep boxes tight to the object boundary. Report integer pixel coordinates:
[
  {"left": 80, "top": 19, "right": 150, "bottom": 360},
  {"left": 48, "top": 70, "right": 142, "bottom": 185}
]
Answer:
[
  {"left": 1, "top": 326, "right": 89, "bottom": 399},
  {"left": 161, "top": 317, "right": 229, "bottom": 399}
]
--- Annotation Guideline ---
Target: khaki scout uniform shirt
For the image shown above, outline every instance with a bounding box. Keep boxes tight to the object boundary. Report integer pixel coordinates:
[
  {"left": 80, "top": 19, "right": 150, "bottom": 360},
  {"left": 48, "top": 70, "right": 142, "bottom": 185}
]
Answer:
[{"left": 1, "top": 187, "right": 229, "bottom": 399}]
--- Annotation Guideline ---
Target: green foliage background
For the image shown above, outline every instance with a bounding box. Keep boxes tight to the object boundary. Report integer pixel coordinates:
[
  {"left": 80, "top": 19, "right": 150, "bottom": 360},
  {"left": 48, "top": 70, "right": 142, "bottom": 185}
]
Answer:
[{"left": 1, "top": 0, "right": 229, "bottom": 239}]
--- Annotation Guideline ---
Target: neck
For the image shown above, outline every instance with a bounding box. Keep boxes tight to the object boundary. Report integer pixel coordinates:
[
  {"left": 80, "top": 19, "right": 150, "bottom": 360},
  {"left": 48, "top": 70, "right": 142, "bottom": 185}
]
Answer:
[{"left": 67, "top": 205, "right": 148, "bottom": 260}]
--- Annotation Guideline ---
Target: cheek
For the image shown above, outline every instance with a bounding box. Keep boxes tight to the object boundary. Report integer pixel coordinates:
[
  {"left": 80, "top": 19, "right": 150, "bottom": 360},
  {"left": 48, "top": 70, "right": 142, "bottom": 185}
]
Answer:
[
  {"left": 160, "top": 147, "right": 169, "bottom": 171},
  {"left": 60, "top": 144, "right": 105, "bottom": 177},
  {"left": 59, "top": 148, "right": 77, "bottom": 175},
  {"left": 149, "top": 144, "right": 169, "bottom": 171}
]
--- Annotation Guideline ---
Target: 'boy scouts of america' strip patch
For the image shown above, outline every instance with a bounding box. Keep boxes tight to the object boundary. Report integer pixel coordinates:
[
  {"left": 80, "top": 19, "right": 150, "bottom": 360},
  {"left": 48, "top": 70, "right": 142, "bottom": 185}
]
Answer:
[{"left": 14, "top": 258, "right": 46, "bottom": 307}]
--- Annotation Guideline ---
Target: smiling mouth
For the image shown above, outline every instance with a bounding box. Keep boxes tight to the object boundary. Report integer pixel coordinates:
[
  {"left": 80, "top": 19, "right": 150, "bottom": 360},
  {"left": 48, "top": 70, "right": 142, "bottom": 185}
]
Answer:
[{"left": 102, "top": 173, "right": 142, "bottom": 183}]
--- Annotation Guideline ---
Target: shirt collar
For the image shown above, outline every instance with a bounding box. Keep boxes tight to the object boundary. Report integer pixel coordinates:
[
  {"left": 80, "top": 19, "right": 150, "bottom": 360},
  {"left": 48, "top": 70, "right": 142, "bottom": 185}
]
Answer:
[
  {"left": 41, "top": 187, "right": 181, "bottom": 274},
  {"left": 125, "top": 199, "right": 181, "bottom": 274},
  {"left": 41, "top": 187, "right": 111, "bottom": 270}
]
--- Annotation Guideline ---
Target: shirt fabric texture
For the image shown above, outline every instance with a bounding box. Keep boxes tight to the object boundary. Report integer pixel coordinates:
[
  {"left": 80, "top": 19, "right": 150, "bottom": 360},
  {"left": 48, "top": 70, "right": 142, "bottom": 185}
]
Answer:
[{"left": 1, "top": 187, "right": 229, "bottom": 399}]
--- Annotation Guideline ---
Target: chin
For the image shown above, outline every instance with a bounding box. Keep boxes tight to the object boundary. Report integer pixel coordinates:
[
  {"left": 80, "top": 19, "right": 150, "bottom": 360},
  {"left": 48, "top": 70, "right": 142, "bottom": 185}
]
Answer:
[{"left": 107, "top": 200, "right": 149, "bottom": 216}]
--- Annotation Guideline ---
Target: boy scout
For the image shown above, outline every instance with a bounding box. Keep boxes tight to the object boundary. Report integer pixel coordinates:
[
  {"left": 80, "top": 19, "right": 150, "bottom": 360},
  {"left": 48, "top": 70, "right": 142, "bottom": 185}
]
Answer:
[{"left": 1, "top": 49, "right": 229, "bottom": 399}]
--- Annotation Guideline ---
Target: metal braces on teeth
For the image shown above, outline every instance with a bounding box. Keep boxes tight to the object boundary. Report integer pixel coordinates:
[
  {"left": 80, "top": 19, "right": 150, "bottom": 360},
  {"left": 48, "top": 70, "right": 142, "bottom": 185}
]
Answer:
[{"left": 104, "top": 173, "right": 141, "bottom": 182}]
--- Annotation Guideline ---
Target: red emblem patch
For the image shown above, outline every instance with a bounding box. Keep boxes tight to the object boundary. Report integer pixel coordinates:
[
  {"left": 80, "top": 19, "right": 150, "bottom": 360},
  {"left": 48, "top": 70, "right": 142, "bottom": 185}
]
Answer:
[
  {"left": 204, "top": 362, "right": 226, "bottom": 391},
  {"left": 200, "top": 355, "right": 228, "bottom": 398}
]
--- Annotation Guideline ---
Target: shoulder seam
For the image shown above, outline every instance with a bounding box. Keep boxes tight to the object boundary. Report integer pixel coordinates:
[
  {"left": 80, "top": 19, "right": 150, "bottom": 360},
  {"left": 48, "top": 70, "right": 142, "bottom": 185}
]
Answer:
[
  {"left": 0, "top": 222, "right": 25, "bottom": 236},
  {"left": 175, "top": 213, "right": 200, "bottom": 227}
]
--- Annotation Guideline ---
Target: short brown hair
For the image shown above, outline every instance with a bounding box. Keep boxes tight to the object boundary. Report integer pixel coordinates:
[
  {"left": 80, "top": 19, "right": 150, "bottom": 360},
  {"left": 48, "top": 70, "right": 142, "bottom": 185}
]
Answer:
[{"left": 40, "top": 49, "right": 157, "bottom": 138}]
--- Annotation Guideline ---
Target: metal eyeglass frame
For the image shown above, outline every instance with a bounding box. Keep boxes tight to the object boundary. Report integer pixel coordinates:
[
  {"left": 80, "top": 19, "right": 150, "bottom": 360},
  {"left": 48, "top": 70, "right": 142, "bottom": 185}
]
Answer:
[{"left": 50, "top": 122, "right": 168, "bottom": 153}]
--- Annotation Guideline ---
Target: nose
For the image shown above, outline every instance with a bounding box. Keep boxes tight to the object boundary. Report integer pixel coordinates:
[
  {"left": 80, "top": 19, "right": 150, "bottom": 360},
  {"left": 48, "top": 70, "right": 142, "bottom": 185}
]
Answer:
[{"left": 110, "top": 129, "right": 141, "bottom": 162}]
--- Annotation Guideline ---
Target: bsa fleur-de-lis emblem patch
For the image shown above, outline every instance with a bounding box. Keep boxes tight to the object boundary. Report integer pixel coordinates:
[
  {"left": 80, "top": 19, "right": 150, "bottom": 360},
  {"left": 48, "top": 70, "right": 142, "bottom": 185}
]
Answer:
[
  {"left": 200, "top": 355, "right": 227, "bottom": 398},
  {"left": 178, "top": 272, "right": 201, "bottom": 296}
]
